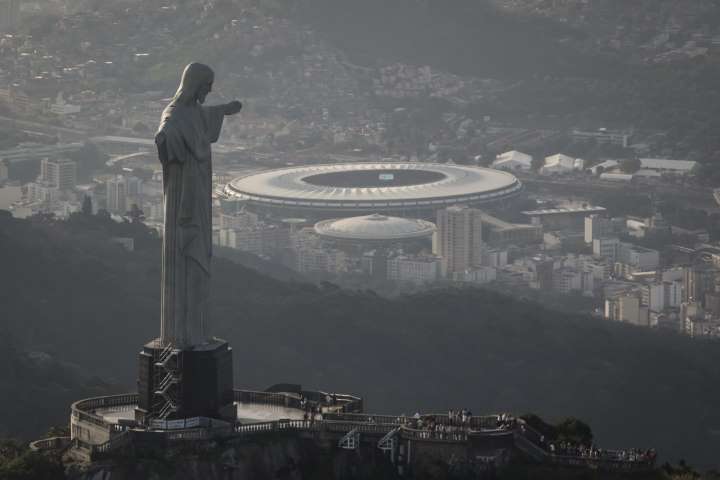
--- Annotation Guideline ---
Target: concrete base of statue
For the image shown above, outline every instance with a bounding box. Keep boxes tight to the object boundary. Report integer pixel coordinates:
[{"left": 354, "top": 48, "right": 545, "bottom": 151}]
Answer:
[{"left": 135, "top": 338, "right": 236, "bottom": 425}]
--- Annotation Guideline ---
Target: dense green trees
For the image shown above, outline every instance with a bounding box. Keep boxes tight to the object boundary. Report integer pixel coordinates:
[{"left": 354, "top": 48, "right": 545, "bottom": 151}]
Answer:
[{"left": 0, "top": 441, "right": 65, "bottom": 480}]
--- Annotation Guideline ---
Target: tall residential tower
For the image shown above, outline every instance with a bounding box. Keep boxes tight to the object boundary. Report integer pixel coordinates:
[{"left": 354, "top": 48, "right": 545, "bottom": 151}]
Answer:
[{"left": 434, "top": 206, "right": 483, "bottom": 276}]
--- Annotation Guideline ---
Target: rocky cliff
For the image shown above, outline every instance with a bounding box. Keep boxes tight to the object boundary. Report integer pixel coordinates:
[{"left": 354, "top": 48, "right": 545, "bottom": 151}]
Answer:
[{"left": 66, "top": 435, "right": 401, "bottom": 480}]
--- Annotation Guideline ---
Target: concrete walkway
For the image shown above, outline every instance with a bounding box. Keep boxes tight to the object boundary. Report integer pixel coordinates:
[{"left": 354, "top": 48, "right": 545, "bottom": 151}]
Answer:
[{"left": 92, "top": 401, "right": 307, "bottom": 425}]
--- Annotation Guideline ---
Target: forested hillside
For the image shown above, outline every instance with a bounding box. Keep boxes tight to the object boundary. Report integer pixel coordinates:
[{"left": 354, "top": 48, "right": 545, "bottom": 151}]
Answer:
[
  {"left": 1, "top": 212, "right": 719, "bottom": 467},
  {"left": 0, "top": 331, "right": 117, "bottom": 441}
]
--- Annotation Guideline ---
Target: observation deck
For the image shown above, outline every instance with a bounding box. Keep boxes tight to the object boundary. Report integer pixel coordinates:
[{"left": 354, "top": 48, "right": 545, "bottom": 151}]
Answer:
[{"left": 30, "top": 387, "right": 656, "bottom": 474}]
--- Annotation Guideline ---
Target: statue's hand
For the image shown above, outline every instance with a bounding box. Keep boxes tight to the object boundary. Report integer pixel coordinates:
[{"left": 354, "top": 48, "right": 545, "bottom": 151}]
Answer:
[{"left": 224, "top": 100, "right": 242, "bottom": 116}]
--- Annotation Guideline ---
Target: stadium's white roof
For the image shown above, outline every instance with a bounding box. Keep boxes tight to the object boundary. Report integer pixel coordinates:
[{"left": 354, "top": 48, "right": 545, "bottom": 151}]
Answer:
[
  {"left": 315, "top": 214, "right": 436, "bottom": 242},
  {"left": 225, "top": 163, "right": 521, "bottom": 210}
]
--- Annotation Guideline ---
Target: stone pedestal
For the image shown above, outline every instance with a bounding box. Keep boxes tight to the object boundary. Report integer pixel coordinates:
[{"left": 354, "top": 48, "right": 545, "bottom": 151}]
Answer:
[{"left": 135, "top": 338, "right": 235, "bottom": 425}]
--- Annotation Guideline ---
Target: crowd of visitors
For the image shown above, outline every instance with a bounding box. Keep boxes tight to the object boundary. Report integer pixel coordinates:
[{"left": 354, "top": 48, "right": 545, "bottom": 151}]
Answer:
[
  {"left": 398, "top": 413, "right": 471, "bottom": 441},
  {"left": 496, "top": 413, "right": 517, "bottom": 430},
  {"left": 447, "top": 409, "right": 474, "bottom": 425},
  {"left": 300, "top": 396, "right": 323, "bottom": 424},
  {"left": 537, "top": 437, "right": 657, "bottom": 464}
]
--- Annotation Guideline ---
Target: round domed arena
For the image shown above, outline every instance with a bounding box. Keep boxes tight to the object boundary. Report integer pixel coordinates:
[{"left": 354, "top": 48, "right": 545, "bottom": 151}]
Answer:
[
  {"left": 315, "top": 214, "right": 436, "bottom": 244},
  {"left": 224, "top": 162, "right": 522, "bottom": 219}
]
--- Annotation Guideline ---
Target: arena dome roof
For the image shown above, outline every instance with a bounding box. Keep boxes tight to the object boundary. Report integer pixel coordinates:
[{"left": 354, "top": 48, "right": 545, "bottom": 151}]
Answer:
[
  {"left": 225, "top": 162, "right": 521, "bottom": 216},
  {"left": 314, "top": 214, "right": 436, "bottom": 242}
]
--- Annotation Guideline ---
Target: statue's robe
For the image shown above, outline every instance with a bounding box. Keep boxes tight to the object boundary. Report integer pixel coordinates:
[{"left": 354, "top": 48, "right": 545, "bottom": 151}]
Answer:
[{"left": 156, "top": 102, "right": 225, "bottom": 348}]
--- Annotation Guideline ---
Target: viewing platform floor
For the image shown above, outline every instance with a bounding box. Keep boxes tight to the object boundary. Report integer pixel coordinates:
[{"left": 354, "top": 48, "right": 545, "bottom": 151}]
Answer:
[{"left": 91, "top": 401, "right": 307, "bottom": 425}]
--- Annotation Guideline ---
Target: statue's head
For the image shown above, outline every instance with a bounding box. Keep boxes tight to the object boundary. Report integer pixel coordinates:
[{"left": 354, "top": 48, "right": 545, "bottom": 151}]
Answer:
[{"left": 173, "top": 63, "right": 215, "bottom": 105}]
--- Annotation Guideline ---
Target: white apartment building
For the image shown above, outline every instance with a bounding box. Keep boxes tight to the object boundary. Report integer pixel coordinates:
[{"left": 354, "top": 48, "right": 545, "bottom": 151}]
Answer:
[
  {"left": 454, "top": 266, "right": 497, "bottom": 285},
  {"left": 40, "top": 158, "right": 77, "bottom": 191},
  {"left": 25, "top": 182, "right": 59, "bottom": 203},
  {"left": 106, "top": 176, "right": 127, "bottom": 214},
  {"left": 106, "top": 175, "right": 143, "bottom": 214},
  {"left": 618, "top": 243, "right": 660, "bottom": 271},
  {"left": 539, "top": 154, "right": 584, "bottom": 175},
  {"left": 491, "top": 150, "right": 533, "bottom": 171},
  {"left": 481, "top": 248, "right": 508, "bottom": 268},
  {"left": 582, "top": 257, "right": 612, "bottom": 282},
  {"left": 553, "top": 267, "right": 594, "bottom": 295},
  {"left": 584, "top": 215, "right": 614, "bottom": 244},
  {"left": 387, "top": 255, "right": 441, "bottom": 284},
  {"left": 296, "top": 247, "right": 347, "bottom": 275},
  {"left": 219, "top": 222, "right": 289, "bottom": 257},
  {"left": 605, "top": 295, "right": 649, "bottom": 327},
  {"left": 433, "top": 206, "right": 483, "bottom": 276},
  {"left": 644, "top": 281, "right": 682, "bottom": 313},
  {"left": 593, "top": 237, "right": 620, "bottom": 260}
]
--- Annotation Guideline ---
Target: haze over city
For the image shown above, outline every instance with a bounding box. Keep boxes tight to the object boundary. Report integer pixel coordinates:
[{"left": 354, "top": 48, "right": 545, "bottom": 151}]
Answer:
[{"left": 1, "top": 1, "right": 719, "bottom": 479}]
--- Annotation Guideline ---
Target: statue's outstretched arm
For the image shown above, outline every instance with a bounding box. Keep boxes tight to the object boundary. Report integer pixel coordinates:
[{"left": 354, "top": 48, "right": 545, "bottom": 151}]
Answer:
[{"left": 223, "top": 100, "right": 242, "bottom": 116}]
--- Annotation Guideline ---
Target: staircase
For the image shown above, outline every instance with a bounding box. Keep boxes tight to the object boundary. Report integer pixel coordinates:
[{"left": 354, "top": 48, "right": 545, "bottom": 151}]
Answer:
[
  {"left": 152, "top": 345, "right": 182, "bottom": 420},
  {"left": 513, "top": 431, "right": 549, "bottom": 462}
]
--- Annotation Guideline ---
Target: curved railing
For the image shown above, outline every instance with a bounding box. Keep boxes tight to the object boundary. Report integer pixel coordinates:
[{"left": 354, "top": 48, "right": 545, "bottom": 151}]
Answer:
[
  {"left": 420, "top": 413, "right": 500, "bottom": 431},
  {"left": 235, "top": 419, "right": 501, "bottom": 444},
  {"left": 234, "top": 419, "right": 398, "bottom": 437},
  {"left": 322, "top": 412, "right": 401, "bottom": 424},
  {"left": 322, "top": 392, "right": 363, "bottom": 413},
  {"left": 29, "top": 436, "right": 71, "bottom": 452},
  {"left": 71, "top": 393, "right": 138, "bottom": 430},
  {"left": 70, "top": 389, "right": 362, "bottom": 451},
  {"left": 234, "top": 389, "right": 363, "bottom": 414},
  {"left": 72, "top": 389, "right": 362, "bottom": 429},
  {"left": 322, "top": 412, "right": 500, "bottom": 431},
  {"left": 400, "top": 427, "right": 468, "bottom": 443},
  {"left": 234, "top": 389, "right": 303, "bottom": 409}
]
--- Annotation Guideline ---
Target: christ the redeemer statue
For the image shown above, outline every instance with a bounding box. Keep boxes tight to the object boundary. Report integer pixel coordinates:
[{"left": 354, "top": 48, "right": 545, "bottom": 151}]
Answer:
[{"left": 156, "top": 63, "right": 242, "bottom": 348}]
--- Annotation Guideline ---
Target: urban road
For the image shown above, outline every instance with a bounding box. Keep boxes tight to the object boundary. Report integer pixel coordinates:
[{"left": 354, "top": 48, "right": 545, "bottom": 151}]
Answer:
[{"left": 0, "top": 114, "right": 89, "bottom": 142}]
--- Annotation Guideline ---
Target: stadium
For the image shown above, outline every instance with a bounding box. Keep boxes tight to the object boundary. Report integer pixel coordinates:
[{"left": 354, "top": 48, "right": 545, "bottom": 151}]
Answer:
[{"left": 224, "top": 162, "right": 522, "bottom": 219}]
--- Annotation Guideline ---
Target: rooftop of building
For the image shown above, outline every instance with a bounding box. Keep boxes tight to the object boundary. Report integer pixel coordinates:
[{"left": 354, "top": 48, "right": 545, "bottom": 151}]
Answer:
[
  {"left": 522, "top": 206, "right": 607, "bottom": 216},
  {"left": 315, "top": 213, "right": 436, "bottom": 242},
  {"left": 478, "top": 211, "right": 538, "bottom": 231},
  {"left": 638, "top": 158, "right": 698, "bottom": 171}
]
